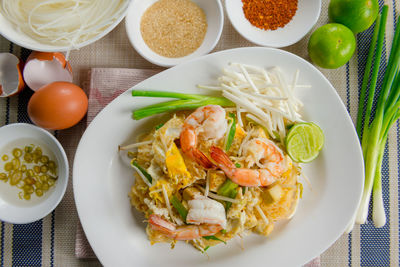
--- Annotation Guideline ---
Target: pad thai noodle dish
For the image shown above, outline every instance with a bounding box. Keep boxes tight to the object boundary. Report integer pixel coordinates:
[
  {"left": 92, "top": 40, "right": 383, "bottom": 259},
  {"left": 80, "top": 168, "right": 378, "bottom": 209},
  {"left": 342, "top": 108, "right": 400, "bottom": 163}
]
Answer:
[{"left": 122, "top": 63, "right": 324, "bottom": 252}]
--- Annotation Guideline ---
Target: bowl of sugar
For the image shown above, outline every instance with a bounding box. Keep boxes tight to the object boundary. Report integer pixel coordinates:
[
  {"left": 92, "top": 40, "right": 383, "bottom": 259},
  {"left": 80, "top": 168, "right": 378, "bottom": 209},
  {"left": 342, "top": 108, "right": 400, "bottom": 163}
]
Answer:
[{"left": 125, "top": 0, "right": 224, "bottom": 67}]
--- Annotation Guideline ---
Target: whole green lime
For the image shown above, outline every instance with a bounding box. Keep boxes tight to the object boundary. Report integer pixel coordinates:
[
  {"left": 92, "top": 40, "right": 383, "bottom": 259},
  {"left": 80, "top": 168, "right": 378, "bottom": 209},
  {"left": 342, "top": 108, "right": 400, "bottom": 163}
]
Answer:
[
  {"left": 308, "top": 23, "right": 356, "bottom": 69},
  {"left": 329, "top": 0, "right": 379, "bottom": 33}
]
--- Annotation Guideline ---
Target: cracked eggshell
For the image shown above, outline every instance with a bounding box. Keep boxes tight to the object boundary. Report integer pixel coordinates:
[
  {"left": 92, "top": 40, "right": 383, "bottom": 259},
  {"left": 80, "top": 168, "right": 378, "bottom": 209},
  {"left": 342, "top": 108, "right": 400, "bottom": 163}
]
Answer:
[
  {"left": 23, "top": 52, "right": 73, "bottom": 91},
  {"left": 0, "top": 53, "right": 25, "bottom": 97}
]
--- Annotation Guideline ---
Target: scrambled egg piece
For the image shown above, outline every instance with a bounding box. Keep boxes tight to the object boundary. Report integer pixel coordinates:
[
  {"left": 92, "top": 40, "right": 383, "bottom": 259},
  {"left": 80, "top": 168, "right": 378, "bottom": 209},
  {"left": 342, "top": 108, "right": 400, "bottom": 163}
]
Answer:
[
  {"left": 234, "top": 124, "right": 246, "bottom": 141},
  {"left": 165, "top": 143, "right": 191, "bottom": 189},
  {"left": 149, "top": 179, "right": 172, "bottom": 204}
]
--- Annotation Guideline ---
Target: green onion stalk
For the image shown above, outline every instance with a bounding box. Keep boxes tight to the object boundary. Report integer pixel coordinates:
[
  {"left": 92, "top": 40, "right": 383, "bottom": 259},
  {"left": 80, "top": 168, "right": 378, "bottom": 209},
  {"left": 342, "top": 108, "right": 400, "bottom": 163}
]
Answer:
[
  {"left": 355, "top": 6, "right": 400, "bottom": 227},
  {"left": 217, "top": 179, "right": 238, "bottom": 210},
  {"left": 131, "top": 160, "right": 152, "bottom": 184},
  {"left": 171, "top": 195, "right": 188, "bottom": 222},
  {"left": 132, "top": 90, "right": 234, "bottom": 120},
  {"left": 225, "top": 113, "right": 237, "bottom": 151},
  {"left": 202, "top": 235, "right": 226, "bottom": 244}
]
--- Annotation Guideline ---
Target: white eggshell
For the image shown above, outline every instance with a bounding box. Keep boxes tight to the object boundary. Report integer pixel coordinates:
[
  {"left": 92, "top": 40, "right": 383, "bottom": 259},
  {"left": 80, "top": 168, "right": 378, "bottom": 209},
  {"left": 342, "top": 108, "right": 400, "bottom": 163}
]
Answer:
[
  {"left": 23, "top": 53, "right": 73, "bottom": 91},
  {"left": 0, "top": 53, "right": 24, "bottom": 97}
]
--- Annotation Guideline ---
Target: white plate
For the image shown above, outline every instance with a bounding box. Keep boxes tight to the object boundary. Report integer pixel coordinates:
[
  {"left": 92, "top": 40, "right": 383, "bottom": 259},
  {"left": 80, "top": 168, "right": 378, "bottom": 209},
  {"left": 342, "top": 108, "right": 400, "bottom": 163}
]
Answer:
[
  {"left": 73, "top": 47, "right": 363, "bottom": 267},
  {"left": 225, "top": 0, "right": 321, "bottom": 47}
]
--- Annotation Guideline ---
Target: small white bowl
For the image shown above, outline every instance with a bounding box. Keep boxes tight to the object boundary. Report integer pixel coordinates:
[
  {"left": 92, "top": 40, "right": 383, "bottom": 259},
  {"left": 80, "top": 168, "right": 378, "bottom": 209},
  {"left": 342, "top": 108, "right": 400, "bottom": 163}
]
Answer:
[
  {"left": 0, "top": 123, "right": 68, "bottom": 224},
  {"left": 225, "top": 0, "right": 321, "bottom": 48},
  {"left": 125, "top": 0, "right": 224, "bottom": 67},
  {"left": 0, "top": 1, "right": 130, "bottom": 52}
]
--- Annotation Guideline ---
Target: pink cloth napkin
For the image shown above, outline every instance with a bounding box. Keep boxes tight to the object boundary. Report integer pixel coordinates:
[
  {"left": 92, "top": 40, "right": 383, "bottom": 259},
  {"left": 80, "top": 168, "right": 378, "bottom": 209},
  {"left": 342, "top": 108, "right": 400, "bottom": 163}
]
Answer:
[
  {"left": 75, "top": 68, "right": 161, "bottom": 259},
  {"left": 75, "top": 68, "right": 321, "bottom": 267}
]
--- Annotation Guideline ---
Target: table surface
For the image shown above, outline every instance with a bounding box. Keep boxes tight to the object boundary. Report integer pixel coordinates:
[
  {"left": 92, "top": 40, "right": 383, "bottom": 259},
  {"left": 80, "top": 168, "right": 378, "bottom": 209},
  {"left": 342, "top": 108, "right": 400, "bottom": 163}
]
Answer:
[{"left": 0, "top": 1, "right": 399, "bottom": 266}]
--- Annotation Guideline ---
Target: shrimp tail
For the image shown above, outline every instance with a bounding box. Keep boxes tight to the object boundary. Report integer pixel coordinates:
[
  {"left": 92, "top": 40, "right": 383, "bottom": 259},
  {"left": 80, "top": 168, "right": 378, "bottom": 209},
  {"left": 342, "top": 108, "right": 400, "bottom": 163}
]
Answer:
[
  {"left": 210, "top": 146, "right": 235, "bottom": 174},
  {"left": 148, "top": 214, "right": 176, "bottom": 238},
  {"left": 180, "top": 127, "right": 214, "bottom": 169},
  {"left": 211, "top": 144, "right": 280, "bottom": 187},
  {"left": 148, "top": 213, "right": 223, "bottom": 241},
  {"left": 192, "top": 149, "right": 215, "bottom": 169}
]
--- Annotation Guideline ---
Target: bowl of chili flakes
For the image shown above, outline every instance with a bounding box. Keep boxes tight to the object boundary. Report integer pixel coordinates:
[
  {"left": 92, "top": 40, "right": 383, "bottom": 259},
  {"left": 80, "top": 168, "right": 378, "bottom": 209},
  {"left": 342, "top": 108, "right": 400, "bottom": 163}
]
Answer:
[{"left": 225, "top": 0, "right": 321, "bottom": 48}]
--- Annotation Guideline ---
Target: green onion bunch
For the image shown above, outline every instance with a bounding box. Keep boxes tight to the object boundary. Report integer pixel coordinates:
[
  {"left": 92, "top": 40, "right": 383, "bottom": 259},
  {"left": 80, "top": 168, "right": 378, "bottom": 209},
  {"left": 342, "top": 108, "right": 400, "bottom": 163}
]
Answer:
[{"left": 355, "top": 6, "right": 400, "bottom": 227}]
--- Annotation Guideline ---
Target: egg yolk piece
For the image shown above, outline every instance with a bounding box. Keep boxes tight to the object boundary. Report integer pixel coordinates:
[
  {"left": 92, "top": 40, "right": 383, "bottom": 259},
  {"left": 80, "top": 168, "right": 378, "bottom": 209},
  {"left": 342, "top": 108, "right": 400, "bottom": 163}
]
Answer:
[{"left": 165, "top": 142, "right": 191, "bottom": 188}]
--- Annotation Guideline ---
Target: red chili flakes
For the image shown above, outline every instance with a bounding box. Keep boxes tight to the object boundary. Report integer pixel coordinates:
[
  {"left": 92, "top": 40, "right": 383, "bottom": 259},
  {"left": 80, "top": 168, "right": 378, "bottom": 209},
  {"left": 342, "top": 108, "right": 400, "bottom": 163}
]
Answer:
[{"left": 242, "top": 0, "right": 298, "bottom": 31}]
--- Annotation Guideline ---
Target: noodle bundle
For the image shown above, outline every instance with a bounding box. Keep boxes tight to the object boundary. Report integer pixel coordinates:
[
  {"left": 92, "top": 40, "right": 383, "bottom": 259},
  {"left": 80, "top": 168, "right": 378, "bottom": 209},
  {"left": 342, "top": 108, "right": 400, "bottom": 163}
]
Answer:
[{"left": 0, "top": 0, "right": 129, "bottom": 48}]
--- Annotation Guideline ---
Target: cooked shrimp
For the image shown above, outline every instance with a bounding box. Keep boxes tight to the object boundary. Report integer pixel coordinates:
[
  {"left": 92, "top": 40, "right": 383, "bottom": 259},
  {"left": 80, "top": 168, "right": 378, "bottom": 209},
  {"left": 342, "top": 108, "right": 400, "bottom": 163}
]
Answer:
[
  {"left": 242, "top": 138, "right": 287, "bottom": 176},
  {"left": 186, "top": 196, "right": 227, "bottom": 228},
  {"left": 149, "top": 214, "right": 223, "bottom": 240},
  {"left": 210, "top": 142, "right": 287, "bottom": 187},
  {"left": 148, "top": 196, "right": 226, "bottom": 240},
  {"left": 180, "top": 105, "right": 227, "bottom": 168}
]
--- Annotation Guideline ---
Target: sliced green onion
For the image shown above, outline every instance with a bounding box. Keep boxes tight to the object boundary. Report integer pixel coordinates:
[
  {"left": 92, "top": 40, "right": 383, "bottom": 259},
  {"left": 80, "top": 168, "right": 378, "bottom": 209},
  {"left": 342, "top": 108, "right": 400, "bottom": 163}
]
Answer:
[
  {"left": 225, "top": 113, "right": 237, "bottom": 151},
  {"left": 234, "top": 163, "right": 241, "bottom": 168},
  {"left": 202, "top": 235, "right": 226, "bottom": 244},
  {"left": 218, "top": 180, "right": 238, "bottom": 196},
  {"left": 155, "top": 123, "right": 164, "bottom": 130},
  {"left": 171, "top": 195, "right": 188, "bottom": 222},
  {"left": 130, "top": 161, "right": 152, "bottom": 184},
  {"left": 217, "top": 180, "right": 238, "bottom": 210},
  {"left": 204, "top": 246, "right": 210, "bottom": 252}
]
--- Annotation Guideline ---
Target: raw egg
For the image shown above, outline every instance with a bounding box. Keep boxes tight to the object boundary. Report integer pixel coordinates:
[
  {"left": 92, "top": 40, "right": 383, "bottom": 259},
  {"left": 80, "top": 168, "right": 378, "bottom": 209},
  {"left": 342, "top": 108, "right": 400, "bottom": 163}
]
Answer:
[{"left": 28, "top": 82, "right": 88, "bottom": 130}]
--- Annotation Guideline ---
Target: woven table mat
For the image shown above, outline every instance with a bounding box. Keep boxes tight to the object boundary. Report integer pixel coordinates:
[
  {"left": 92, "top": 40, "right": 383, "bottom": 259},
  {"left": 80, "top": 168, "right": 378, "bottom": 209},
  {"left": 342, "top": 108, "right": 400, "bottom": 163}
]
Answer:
[{"left": 0, "top": 0, "right": 399, "bottom": 266}]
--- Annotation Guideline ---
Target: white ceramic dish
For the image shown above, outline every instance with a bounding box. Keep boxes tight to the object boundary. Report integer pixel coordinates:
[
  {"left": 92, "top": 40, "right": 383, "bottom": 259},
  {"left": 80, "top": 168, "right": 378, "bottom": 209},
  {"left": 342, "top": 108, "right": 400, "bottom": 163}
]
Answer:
[
  {"left": 125, "top": 0, "right": 224, "bottom": 67},
  {"left": 0, "top": 1, "right": 130, "bottom": 52},
  {"left": 73, "top": 47, "right": 364, "bottom": 267},
  {"left": 225, "top": 0, "right": 321, "bottom": 47},
  {"left": 0, "top": 123, "right": 68, "bottom": 224}
]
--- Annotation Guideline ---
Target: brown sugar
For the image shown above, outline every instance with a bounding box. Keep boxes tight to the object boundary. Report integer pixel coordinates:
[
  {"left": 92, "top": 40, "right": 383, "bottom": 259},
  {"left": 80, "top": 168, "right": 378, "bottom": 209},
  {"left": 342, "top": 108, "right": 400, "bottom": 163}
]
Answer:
[{"left": 140, "top": 0, "right": 207, "bottom": 58}]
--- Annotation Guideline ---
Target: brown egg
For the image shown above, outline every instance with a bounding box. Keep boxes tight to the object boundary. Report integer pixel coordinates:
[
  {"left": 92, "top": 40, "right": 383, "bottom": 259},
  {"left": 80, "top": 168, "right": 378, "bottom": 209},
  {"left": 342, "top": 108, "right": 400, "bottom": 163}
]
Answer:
[{"left": 28, "top": 81, "right": 88, "bottom": 130}]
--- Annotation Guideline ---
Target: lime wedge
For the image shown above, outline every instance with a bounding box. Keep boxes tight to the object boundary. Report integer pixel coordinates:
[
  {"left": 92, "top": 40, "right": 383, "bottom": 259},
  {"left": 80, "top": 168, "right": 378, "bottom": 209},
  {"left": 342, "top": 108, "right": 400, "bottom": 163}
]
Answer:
[
  {"left": 309, "top": 122, "right": 324, "bottom": 151},
  {"left": 285, "top": 123, "right": 324, "bottom": 163}
]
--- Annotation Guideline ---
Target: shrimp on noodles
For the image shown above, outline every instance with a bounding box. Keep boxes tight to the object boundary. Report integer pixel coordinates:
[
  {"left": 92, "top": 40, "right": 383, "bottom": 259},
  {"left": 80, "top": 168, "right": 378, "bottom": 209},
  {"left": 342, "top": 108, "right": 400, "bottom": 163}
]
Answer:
[
  {"left": 149, "top": 197, "right": 226, "bottom": 240},
  {"left": 210, "top": 138, "right": 288, "bottom": 187},
  {"left": 180, "top": 105, "right": 227, "bottom": 168}
]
